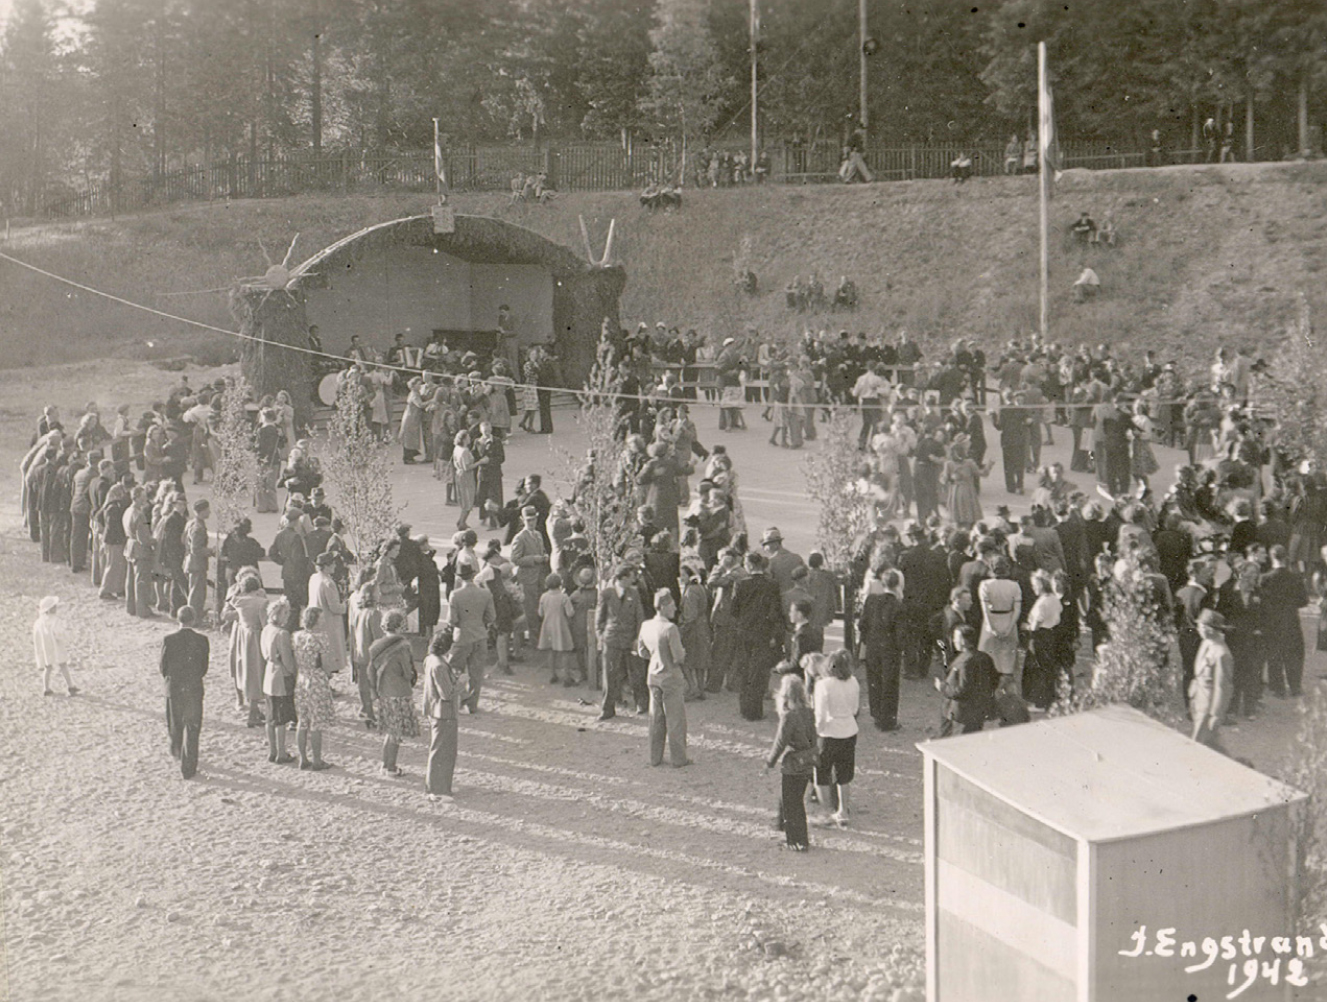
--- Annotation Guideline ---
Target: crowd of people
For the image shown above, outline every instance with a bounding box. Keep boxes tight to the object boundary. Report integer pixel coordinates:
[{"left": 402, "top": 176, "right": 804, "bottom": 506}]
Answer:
[{"left": 19, "top": 312, "right": 1327, "bottom": 850}]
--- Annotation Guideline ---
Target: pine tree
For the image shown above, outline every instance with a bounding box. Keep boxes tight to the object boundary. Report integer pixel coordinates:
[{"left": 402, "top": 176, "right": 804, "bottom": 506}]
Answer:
[
  {"left": 639, "top": 0, "right": 735, "bottom": 179},
  {"left": 576, "top": 0, "right": 652, "bottom": 138},
  {"left": 0, "top": 0, "right": 59, "bottom": 213}
]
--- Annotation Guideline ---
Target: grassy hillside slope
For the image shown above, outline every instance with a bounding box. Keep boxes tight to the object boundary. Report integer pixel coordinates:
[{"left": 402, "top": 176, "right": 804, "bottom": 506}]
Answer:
[{"left": 1, "top": 161, "right": 1323, "bottom": 372}]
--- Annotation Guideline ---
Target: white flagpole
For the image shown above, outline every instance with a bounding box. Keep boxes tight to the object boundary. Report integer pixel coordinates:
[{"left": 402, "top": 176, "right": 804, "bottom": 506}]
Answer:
[{"left": 1038, "top": 41, "right": 1049, "bottom": 343}]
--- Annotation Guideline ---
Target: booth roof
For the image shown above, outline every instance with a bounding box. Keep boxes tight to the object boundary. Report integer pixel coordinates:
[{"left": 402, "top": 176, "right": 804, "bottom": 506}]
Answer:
[{"left": 919, "top": 704, "right": 1306, "bottom": 844}]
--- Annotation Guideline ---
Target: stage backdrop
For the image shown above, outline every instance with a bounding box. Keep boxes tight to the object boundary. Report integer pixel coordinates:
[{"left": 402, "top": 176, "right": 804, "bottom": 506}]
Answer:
[
  {"left": 286, "top": 213, "right": 625, "bottom": 389},
  {"left": 305, "top": 245, "right": 554, "bottom": 355}
]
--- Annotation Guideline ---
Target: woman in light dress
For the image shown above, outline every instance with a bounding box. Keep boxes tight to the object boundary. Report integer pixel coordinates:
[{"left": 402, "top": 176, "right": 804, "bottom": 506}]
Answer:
[
  {"left": 274, "top": 390, "right": 298, "bottom": 460},
  {"left": 977, "top": 556, "right": 1023, "bottom": 686},
  {"left": 370, "top": 610, "right": 419, "bottom": 777},
  {"left": 293, "top": 606, "right": 335, "bottom": 771},
  {"left": 399, "top": 378, "right": 430, "bottom": 463},
  {"left": 943, "top": 440, "right": 990, "bottom": 529},
  {"left": 374, "top": 538, "right": 405, "bottom": 611},
  {"left": 224, "top": 570, "right": 269, "bottom": 728},
  {"left": 261, "top": 597, "right": 298, "bottom": 764},
  {"left": 368, "top": 357, "right": 394, "bottom": 441},
  {"left": 452, "top": 429, "right": 477, "bottom": 531},
  {"left": 307, "top": 551, "right": 347, "bottom": 675}
]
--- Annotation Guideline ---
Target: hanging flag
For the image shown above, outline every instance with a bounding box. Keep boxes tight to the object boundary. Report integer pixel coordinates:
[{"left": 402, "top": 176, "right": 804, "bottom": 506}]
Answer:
[
  {"left": 1037, "top": 43, "right": 1061, "bottom": 186},
  {"left": 432, "top": 117, "right": 448, "bottom": 200}
]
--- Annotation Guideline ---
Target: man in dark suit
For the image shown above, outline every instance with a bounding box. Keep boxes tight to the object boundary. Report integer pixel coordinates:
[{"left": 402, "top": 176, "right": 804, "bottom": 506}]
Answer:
[
  {"left": 160, "top": 606, "right": 209, "bottom": 778},
  {"left": 730, "top": 551, "right": 786, "bottom": 721},
  {"left": 1153, "top": 513, "right": 1193, "bottom": 595},
  {"left": 1260, "top": 545, "right": 1309, "bottom": 699},
  {"left": 930, "top": 586, "right": 973, "bottom": 677},
  {"left": 786, "top": 599, "right": 823, "bottom": 674},
  {"left": 935, "top": 625, "right": 999, "bottom": 736},
  {"left": 899, "top": 524, "right": 951, "bottom": 678}
]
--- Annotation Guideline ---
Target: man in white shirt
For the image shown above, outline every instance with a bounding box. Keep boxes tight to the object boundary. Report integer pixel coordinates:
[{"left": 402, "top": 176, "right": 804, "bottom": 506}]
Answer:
[
  {"left": 852, "top": 363, "right": 892, "bottom": 451},
  {"left": 1072, "top": 266, "right": 1100, "bottom": 302},
  {"left": 636, "top": 589, "right": 689, "bottom": 768}
]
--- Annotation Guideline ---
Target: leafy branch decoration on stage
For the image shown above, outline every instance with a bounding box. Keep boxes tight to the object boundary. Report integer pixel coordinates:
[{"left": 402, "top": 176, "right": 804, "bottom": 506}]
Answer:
[
  {"left": 210, "top": 375, "right": 260, "bottom": 535},
  {"left": 230, "top": 233, "right": 317, "bottom": 429},
  {"left": 1051, "top": 550, "right": 1180, "bottom": 726},
  {"left": 569, "top": 335, "right": 641, "bottom": 582}
]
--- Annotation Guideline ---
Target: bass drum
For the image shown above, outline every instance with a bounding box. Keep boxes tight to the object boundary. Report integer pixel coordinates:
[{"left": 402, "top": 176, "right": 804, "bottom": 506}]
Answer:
[{"left": 317, "top": 373, "right": 340, "bottom": 407}]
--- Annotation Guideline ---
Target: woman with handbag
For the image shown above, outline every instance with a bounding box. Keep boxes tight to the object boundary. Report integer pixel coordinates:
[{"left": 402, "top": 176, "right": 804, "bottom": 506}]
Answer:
[
  {"left": 370, "top": 609, "right": 419, "bottom": 777},
  {"left": 765, "top": 674, "right": 818, "bottom": 852}
]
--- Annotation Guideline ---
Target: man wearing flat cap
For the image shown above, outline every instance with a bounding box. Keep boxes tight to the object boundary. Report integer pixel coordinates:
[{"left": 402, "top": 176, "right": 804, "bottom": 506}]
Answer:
[{"left": 161, "top": 606, "right": 209, "bottom": 778}]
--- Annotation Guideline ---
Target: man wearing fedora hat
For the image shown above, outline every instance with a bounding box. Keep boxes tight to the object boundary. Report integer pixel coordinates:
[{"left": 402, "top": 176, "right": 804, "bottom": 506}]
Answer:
[
  {"left": 1191, "top": 608, "right": 1233, "bottom": 749},
  {"left": 761, "top": 527, "right": 806, "bottom": 595},
  {"left": 161, "top": 606, "right": 209, "bottom": 778}
]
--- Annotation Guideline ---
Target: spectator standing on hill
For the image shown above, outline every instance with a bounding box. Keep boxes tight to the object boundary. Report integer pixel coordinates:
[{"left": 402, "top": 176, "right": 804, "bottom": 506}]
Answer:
[
  {"left": 950, "top": 152, "right": 974, "bottom": 183},
  {"left": 839, "top": 125, "right": 872, "bottom": 184}
]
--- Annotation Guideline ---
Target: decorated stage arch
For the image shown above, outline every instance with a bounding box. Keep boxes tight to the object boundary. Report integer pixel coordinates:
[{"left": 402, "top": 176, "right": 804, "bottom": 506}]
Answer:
[{"left": 232, "top": 213, "right": 626, "bottom": 425}]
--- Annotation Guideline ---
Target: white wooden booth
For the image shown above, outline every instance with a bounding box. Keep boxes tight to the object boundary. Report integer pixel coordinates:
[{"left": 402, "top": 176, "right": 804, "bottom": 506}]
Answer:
[{"left": 918, "top": 705, "right": 1307, "bottom": 1001}]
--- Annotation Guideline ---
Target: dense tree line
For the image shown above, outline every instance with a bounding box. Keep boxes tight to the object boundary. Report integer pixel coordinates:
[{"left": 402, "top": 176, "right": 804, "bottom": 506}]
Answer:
[{"left": 0, "top": 0, "right": 1324, "bottom": 214}]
